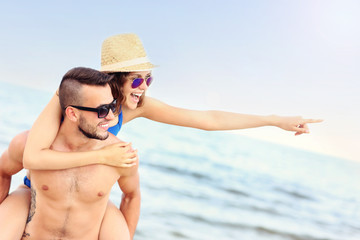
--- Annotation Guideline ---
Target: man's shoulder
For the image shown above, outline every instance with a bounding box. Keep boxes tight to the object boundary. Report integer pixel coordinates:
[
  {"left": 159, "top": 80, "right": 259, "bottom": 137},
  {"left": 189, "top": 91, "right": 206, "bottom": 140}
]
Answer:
[
  {"left": 94, "top": 133, "right": 122, "bottom": 151},
  {"left": 105, "top": 132, "right": 122, "bottom": 145}
]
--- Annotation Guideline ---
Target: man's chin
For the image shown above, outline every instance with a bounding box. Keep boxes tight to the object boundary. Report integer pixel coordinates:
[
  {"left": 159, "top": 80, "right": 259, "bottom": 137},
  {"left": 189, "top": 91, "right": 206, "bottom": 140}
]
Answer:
[
  {"left": 79, "top": 127, "right": 109, "bottom": 140},
  {"left": 94, "top": 134, "right": 109, "bottom": 141}
]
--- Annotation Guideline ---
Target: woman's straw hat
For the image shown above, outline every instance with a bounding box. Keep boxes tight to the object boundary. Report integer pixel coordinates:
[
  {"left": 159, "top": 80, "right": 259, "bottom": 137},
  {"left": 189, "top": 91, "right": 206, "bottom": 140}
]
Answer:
[{"left": 100, "top": 33, "right": 156, "bottom": 72}]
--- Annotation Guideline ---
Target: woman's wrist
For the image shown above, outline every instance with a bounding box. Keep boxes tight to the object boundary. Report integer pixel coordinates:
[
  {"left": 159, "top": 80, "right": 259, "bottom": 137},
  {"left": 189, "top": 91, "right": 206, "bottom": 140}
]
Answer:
[
  {"left": 266, "top": 115, "right": 280, "bottom": 127},
  {"left": 96, "top": 148, "right": 107, "bottom": 164}
]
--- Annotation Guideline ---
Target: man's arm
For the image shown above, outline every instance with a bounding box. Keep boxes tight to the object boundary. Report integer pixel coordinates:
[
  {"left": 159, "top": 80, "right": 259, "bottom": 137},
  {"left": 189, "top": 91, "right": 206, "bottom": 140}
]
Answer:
[
  {"left": 0, "top": 131, "right": 28, "bottom": 203},
  {"left": 117, "top": 170, "right": 141, "bottom": 239}
]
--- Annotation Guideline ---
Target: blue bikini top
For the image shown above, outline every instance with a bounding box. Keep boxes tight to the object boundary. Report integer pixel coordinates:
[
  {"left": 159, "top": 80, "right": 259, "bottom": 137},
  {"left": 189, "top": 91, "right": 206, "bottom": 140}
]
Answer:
[{"left": 108, "top": 109, "right": 123, "bottom": 136}]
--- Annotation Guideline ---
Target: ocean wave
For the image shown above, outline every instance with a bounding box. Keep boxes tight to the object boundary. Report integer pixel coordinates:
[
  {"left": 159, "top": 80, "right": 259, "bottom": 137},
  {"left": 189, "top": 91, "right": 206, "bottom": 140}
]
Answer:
[
  {"left": 221, "top": 187, "right": 250, "bottom": 198},
  {"left": 274, "top": 186, "right": 315, "bottom": 201},
  {"left": 174, "top": 212, "right": 336, "bottom": 240},
  {"left": 144, "top": 162, "right": 214, "bottom": 182}
]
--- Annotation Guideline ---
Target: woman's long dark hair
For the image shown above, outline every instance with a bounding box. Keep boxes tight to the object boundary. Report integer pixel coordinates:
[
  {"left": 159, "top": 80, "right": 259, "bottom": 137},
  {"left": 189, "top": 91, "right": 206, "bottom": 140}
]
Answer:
[{"left": 108, "top": 72, "right": 145, "bottom": 114}]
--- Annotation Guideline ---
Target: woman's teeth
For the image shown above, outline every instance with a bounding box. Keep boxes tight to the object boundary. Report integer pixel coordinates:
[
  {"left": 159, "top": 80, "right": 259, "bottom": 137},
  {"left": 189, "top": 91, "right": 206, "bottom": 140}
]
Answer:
[{"left": 131, "top": 93, "right": 142, "bottom": 100}]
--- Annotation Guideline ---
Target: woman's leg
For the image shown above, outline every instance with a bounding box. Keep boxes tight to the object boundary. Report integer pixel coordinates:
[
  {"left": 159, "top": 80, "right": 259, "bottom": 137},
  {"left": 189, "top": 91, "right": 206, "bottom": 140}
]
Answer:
[
  {"left": 99, "top": 200, "right": 131, "bottom": 240},
  {"left": 0, "top": 185, "right": 31, "bottom": 240}
]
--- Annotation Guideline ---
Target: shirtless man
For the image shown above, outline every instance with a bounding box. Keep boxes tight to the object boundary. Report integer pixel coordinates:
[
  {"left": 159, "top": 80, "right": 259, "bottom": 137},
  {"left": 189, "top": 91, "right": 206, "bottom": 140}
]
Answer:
[{"left": 21, "top": 67, "right": 140, "bottom": 239}]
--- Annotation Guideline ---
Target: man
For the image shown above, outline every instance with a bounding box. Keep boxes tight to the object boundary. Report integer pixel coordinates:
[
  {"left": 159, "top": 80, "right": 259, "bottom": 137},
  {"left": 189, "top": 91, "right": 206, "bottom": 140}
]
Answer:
[{"left": 20, "top": 67, "right": 140, "bottom": 239}]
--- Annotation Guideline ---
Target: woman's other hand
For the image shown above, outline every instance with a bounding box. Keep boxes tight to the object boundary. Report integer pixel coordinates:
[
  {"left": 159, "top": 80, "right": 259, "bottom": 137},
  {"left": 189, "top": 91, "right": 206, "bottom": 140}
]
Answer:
[{"left": 270, "top": 115, "right": 323, "bottom": 136}]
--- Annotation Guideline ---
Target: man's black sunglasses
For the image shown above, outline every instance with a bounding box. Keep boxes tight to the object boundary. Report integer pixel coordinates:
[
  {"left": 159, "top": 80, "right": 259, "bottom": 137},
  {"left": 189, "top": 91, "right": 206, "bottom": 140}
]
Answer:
[{"left": 68, "top": 99, "right": 117, "bottom": 118}]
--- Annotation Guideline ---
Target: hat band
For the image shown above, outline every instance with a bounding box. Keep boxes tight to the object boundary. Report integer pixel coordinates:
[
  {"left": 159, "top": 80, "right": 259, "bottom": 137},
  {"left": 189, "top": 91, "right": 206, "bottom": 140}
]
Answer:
[{"left": 101, "top": 57, "right": 151, "bottom": 71}]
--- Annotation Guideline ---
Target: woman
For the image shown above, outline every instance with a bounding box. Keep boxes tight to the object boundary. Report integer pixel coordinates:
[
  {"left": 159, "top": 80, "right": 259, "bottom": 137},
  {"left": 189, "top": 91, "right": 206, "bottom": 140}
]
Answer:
[
  {"left": 0, "top": 33, "right": 322, "bottom": 239},
  {"left": 24, "top": 33, "right": 321, "bottom": 171}
]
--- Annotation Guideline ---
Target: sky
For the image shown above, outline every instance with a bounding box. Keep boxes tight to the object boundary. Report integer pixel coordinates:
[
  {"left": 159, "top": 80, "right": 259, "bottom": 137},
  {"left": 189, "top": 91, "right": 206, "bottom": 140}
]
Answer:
[{"left": 0, "top": 0, "right": 359, "bottom": 161}]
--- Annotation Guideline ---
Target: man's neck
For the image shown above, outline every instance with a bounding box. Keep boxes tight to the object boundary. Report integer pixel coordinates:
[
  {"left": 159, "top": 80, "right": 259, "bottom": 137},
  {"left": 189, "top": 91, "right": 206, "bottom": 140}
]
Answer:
[{"left": 54, "top": 120, "right": 101, "bottom": 152}]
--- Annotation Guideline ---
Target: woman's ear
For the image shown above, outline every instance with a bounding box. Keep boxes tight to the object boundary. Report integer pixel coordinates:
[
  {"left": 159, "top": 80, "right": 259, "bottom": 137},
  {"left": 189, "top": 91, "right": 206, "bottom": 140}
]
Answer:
[{"left": 65, "top": 107, "right": 79, "bottom": 122}]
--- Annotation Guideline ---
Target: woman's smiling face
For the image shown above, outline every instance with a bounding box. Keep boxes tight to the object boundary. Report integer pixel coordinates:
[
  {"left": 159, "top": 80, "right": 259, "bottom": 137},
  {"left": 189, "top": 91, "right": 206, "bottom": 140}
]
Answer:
[{"left": 122, "top": 71, "right": 152, "bottom": 109}]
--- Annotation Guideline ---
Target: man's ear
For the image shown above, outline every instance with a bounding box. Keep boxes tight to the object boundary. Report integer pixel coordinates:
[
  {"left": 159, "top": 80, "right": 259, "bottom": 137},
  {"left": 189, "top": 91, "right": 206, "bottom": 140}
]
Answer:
[{"left": 65, "top": 107, "right": 79, "bottom": 122}]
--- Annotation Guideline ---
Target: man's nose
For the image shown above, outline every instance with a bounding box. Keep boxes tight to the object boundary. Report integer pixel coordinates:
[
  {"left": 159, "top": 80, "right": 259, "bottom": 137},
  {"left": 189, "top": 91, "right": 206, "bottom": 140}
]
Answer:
[{"left": 105, "top": 108, "right": 115, "bottom": 120}]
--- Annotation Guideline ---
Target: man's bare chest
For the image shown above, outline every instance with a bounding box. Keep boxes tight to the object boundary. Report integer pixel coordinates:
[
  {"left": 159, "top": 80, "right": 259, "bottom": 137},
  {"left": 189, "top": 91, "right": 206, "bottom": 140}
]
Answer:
[{"left": 31, "top": 164, "right": 119, "bottom": 202}]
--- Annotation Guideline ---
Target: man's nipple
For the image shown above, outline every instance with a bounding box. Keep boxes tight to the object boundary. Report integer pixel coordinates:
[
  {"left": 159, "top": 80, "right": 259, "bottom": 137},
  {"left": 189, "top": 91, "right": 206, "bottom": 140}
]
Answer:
[
  {"left": 98, "top": 191, "right": 104, "bottom": 197},
  {"left": 42, "top": 185, "right": 49, "bottom": 191}
]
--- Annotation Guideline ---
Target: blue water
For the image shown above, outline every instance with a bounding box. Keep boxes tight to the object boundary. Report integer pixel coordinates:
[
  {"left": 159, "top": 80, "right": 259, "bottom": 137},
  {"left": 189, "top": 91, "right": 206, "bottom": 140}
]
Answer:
[{"left": 1, "top": 81, "right": 359, "bottom": 240}]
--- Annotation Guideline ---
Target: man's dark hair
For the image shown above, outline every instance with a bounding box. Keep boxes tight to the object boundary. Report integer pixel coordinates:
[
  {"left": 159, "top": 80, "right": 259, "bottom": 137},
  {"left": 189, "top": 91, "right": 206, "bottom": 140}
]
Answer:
[{"left": 59, "top": 67, "right": 113, "bottom": 114}]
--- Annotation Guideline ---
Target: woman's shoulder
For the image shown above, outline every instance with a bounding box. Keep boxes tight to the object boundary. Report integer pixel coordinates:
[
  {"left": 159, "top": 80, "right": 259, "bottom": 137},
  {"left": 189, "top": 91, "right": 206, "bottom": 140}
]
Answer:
[{"left": 121, "top": 96, "right": 154, "bottom": 121}]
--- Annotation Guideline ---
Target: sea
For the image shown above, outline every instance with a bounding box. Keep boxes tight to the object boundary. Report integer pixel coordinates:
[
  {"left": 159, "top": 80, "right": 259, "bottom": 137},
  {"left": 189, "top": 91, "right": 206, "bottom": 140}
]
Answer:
[{"left": 1, "top": 81, "right": 359, "bottom": 240}]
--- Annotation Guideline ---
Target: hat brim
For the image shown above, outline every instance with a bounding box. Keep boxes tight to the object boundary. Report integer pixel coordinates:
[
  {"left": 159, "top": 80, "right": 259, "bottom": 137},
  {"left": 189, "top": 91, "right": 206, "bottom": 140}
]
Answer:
[{"left": 100, "top": 62, "right": 157, "bottom": 73}]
